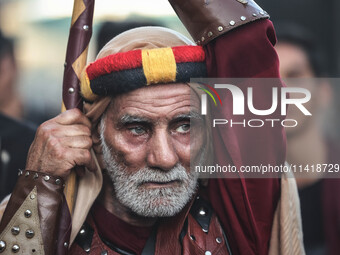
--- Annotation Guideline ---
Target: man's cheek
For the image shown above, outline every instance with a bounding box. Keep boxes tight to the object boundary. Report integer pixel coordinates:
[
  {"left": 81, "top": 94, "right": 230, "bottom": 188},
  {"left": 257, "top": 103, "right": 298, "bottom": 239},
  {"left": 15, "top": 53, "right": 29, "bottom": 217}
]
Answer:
[
  {"left": 114, "top": 145, "right": 148, "bottom": 169},
  {"left": 173, "top": 143, "right": 191, "bottom": 165}
]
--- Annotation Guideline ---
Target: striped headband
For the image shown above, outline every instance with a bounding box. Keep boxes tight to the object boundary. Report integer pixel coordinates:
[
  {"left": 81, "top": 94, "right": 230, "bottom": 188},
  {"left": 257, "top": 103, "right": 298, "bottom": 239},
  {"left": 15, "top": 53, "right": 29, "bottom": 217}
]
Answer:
[{"left": 80, "top": 45, "right": 207, "bottom": 101}]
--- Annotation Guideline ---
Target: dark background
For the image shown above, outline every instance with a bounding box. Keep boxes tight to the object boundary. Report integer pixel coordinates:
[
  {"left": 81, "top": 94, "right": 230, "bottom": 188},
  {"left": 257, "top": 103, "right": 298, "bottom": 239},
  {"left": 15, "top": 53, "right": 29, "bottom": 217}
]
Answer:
[
  {"left": 257, "top": 0, "right": 340, "bottom": 138},
  {"left": 257, "top": 0, "right": 340, "bottom": 76}
]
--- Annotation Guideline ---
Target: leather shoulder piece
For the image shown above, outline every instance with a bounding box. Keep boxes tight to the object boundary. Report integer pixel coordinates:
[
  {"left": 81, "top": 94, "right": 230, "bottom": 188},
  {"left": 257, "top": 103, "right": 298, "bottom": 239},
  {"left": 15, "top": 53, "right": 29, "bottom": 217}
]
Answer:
[
  {"left": 168, "top": 0, "right": 269, "bottom": 45},
  {"left": 74, "top": 221, "right": 94, "bottom": 253},
  {"left": 180, "top": 196, "right": 232, "bottom": 255},
  {"left": 0, "top": 170, "right": 65, "bottom": 255},
  {"left": 0, "top": 187, "right": 44, "bottom": 254},
  {"left": 189, "top": 196, "right": 213, "bottom": 232}
]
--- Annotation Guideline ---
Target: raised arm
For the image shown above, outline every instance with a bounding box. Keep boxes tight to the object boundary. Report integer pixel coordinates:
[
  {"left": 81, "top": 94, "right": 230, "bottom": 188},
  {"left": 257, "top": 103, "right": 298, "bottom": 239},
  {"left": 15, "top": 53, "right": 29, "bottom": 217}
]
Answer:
[{"left": 168, "top": 1, "right": 284, "bottom": 254}]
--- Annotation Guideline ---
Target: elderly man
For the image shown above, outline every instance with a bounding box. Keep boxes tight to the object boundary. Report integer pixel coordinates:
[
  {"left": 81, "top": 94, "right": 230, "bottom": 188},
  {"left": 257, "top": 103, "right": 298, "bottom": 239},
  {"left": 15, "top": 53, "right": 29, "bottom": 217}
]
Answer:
[{"left": 0, "top": 1, "right": 304, "bottom": 254}]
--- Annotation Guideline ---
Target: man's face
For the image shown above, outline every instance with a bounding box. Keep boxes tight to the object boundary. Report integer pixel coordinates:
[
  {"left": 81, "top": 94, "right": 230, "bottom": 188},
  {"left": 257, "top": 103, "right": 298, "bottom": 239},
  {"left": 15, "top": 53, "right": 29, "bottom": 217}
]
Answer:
[
  {"left": 100, "top": 83, "right": 204, "bottom": 217},
  {"left": 276, "top": 42, "right": 317, "bottom": 136},
  {"left": 276, "top": 42, "right": 314, "bottom": 79}
]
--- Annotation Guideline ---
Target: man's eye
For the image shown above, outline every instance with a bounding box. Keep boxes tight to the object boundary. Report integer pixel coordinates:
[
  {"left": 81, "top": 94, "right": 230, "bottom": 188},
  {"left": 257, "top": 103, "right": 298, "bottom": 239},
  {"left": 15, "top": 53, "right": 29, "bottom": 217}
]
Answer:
[
  {"left": 176, "top": 124, "right": 190, "bottom": 133},
  {"left": 129, "top": 127, "right": 146, "bottom": 135}
]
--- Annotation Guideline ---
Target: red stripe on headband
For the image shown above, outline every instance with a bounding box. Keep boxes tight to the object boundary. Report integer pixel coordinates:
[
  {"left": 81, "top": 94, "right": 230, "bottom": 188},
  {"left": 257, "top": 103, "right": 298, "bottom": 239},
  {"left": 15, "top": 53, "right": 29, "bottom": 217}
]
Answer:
[
  {"left": 87, "top": 50, "right": 143, "bottom": 80},
  {"left": 172, "top": 46, "right": 205, "bottom": 63},
  {"left": 86, "top": 46, "right": 205, "bottom": 81}
]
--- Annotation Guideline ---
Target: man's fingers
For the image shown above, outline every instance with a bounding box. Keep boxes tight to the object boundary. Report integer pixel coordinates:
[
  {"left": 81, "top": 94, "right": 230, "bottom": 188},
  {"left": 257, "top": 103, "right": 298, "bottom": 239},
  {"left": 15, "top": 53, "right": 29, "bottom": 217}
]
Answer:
[
  {"left": 39, "top": 124, "right": 91, "bottom": 138},
  {"left": 57, "top": 124, "right": 91, "bottom": 137},
  {"left": 60, "top": 136, "right": 93, "bottom": 149},
  {"left": 27, "top": 108, "right": 97, "bottom": 177},
  {"left": 55, "top": 108, "right": 92, "bottom": 128},
  {"left": 71, "top": 149, "right": 96, "bottom": 172}
]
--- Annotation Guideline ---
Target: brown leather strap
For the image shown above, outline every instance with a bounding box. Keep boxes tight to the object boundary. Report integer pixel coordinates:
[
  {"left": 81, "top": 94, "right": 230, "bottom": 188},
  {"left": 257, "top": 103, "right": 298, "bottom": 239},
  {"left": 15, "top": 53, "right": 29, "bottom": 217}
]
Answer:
[{"left": 168, "top": 0, "right": 269, "bottom": 45}]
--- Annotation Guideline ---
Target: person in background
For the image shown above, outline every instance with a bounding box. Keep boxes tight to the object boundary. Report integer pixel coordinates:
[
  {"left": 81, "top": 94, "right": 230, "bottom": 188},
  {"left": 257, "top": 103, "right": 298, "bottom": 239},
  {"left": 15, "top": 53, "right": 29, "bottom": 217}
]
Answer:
[
  {"left": 0, "top": 30, "right": 22, "bottom": 120},
  {"left": 275, "top": 23, "right": 340, "bottom": 255},
  {"left": 0, "top": 30, "right": 36, "bottom": 201}
]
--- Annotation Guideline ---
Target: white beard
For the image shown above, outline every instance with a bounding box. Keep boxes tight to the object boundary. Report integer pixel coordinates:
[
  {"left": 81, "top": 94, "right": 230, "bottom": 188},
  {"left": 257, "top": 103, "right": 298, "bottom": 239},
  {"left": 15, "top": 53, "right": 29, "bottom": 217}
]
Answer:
[{"left": 100, "top": 120, "right": 199, "bottom": 217}]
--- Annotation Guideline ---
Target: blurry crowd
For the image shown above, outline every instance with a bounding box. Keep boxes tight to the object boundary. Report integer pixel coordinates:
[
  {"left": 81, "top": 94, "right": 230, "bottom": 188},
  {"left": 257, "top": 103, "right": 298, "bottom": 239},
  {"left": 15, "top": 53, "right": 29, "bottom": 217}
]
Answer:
[{"left": 0, "top": 2, "right": 340, "bottom": 255}]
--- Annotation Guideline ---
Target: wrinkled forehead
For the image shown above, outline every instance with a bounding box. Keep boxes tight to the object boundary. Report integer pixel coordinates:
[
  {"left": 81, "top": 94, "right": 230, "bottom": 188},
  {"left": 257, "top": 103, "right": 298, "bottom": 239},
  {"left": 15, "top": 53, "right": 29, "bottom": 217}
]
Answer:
[{"left": 106, "top": 83, "right": 201, "bottom": 117}]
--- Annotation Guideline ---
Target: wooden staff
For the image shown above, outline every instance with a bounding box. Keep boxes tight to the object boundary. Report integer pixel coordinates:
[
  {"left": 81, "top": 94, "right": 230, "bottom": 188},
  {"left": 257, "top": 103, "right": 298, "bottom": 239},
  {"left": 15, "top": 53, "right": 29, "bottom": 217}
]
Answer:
[{"left": 62, "top": 0, "right": 95, "bottom": 215}]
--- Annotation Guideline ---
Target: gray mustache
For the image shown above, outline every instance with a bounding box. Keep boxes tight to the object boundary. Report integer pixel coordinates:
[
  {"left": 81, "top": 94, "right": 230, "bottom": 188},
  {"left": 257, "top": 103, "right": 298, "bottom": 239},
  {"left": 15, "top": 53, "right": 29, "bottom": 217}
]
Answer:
[{"left": 124, "top": 166, "right": 189, "bottom": 184}]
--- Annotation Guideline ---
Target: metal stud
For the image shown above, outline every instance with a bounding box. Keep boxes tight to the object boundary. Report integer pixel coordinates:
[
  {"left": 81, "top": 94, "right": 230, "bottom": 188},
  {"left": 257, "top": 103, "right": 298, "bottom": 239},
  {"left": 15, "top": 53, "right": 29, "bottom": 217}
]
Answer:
[
  {"left": 18, "top": 170, "right": 23, "bottom": 176},
  {"left": 68, "top": 87, "right": 75, "bottom": 94},
  {"left": 252, "top": 13, "right": 257, "bottom": 17},
  {"left": 25, "top": 229, "right": 35, "bottom": 239},
  {"left": 64, "top": 242, "right": 68, "bottom": 248},
  {"left": 199, "top": 208, "right": 206, "bottom": 216},
  {"left": 44, "top": 175, "right": 50, "bottom": 181},
  {"left": 33, "top": 173, "right": 39, "bottom": 179},
  {"left": 30, "top": 194, "right": 36, "bottom": 200},
  {"left": 208, "top": 31, "right": 213, "bottom": 37},
  {"left": 85, "top": 247, "right": 91, "bottom": 253},
  {"left": 229, "top": 20, "right": 236, "bottom": 26},
  {"left": 201, "top": 37, "right": 205, "bottom": 42},
  {"left": 218, "top": 26, "right": 223, "bottom": 32},
  {"left": 101, "top": 251, "right": 108, "bottom": 255},
  {"left": 205, "top": 251, "right": 212, "bottom": 255},
  {"left": 216, "top": 237, "right": 222, "bottom": 243},
  {"left": 260, "top": 11, "right": 265, "bottom": 15},
  {"left": 202, "top": 228, "right": 208, "bottom": 233},
  {"left": 190, "top": 235, "right": 196, "bottom": 241},
  {"left": 55, "top": 179, "right": 61, "bottom": 185},
  {"left": 25, "top": 171, "right": 30, "bottom": 177},
  {"left": 0, "top": 240, "right": 6, "bottom": 252},
  {"left": 80, "top": 229, "right": 85, "bottom": 235},
  {"left": 12, "top": 245, "right": 20, "bottom": 253},
  {"left": 83, "top": 25, "right": 89, "bottom": 31},
  {"left": 241, "top": 16, "right": 246, "bottom": 21},
  {"left": 24, "top": 209, "right": 32, "bottom": 218},
  {"left": 11, "top": 226, "right": 20, "bottom": 235}
]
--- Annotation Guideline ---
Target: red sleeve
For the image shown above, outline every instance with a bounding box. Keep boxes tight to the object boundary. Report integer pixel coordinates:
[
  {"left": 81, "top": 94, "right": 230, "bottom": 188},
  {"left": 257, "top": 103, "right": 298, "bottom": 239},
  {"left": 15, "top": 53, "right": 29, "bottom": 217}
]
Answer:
[{"left": 205, "top": 19, "right": 284, "bottom": 255}]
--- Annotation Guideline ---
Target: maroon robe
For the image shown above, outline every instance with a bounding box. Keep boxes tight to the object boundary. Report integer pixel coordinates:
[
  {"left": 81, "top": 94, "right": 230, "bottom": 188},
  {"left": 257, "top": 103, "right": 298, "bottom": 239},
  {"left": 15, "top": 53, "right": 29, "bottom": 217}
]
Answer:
[{"left": 205, "top": 19, "right": 284, "bottom": 255}]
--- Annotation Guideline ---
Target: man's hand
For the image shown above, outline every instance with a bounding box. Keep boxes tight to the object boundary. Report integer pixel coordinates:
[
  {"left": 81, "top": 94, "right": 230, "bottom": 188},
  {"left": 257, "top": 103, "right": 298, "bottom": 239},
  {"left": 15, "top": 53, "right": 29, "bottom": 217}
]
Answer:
[{"left": 25, "top": 109, "right": 95, "bottom": 179}]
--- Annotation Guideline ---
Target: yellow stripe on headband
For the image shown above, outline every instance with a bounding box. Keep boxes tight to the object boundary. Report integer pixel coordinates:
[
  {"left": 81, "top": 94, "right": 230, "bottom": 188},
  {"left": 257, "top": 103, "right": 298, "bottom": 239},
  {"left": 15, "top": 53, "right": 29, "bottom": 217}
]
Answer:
[{"left": 141, "top": 48, "right": 177, "bottom": 85}]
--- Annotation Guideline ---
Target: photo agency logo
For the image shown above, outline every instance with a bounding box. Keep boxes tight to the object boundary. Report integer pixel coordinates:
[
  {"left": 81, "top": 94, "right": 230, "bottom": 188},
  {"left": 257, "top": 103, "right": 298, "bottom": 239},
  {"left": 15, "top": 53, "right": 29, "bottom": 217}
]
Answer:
[{"left": 198, "top": 82, "right": 312, "bottom": 128}]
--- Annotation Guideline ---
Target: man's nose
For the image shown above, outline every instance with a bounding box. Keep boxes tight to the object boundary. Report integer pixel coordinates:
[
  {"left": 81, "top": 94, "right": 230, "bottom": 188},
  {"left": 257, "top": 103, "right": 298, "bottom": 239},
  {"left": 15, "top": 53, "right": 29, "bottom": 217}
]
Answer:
[{"left": 147, "top": 129, "right": 178, "bottom": 171}]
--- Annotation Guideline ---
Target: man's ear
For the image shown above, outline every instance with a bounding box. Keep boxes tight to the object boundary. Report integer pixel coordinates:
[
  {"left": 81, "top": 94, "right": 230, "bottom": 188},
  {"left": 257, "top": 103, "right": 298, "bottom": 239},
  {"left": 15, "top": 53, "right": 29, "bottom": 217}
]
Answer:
[{"left": 90, "top": 117, "right": 106, "bottom": 170}]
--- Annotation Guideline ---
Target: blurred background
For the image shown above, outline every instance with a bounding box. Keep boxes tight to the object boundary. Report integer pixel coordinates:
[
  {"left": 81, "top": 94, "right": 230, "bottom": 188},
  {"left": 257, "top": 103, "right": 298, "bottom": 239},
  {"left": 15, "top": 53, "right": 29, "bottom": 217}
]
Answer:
[
  {"left": 0, "top": 0, "right": 339, "bottom": 130},
  {"left": 0, "top": 0, "right": 188, "bottom": 123},
  {"left": 0, "top": 0, "right": 340, "bottom": 254}
]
